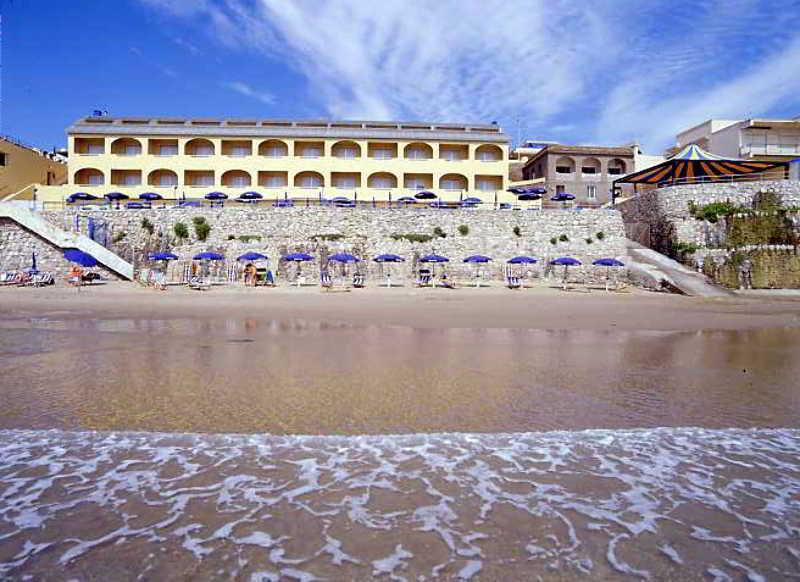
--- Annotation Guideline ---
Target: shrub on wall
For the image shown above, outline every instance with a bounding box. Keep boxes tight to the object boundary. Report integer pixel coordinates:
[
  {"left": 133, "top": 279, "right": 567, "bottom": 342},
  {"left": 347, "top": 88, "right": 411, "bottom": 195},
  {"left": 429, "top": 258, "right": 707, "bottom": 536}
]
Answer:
[
  {"left": 458, "top": 224, "right": 469, "bottom": 236},
  {"left": 513, "top": 226, "right": 521, "bottom": 237},
  {"left": 391, "top": 233, "right": 434, "bottom": 243},
  {"left": 173, "top": 222, "right": 189, "bottom": 241},
  {"left": 141, "top": 218, "right": 154, "bottom": 235},
  {"left": 559, "top": 234, "right": 569, "bottom": 242},
  {"left": 432, "top": 226, "right": 447, "bottom": 238}
]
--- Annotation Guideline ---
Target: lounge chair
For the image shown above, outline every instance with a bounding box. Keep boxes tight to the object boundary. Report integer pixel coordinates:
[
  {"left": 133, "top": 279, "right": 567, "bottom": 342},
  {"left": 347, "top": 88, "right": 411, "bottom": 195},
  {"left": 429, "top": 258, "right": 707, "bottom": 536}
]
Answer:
[
  {"left": 353, "top": 273, "right": 365, "bottom": 288},
  {"left": 0, "top": 271, "right": 23, "bottom": 286},
  {"left": 320, "top": 272, "right": 333, "bottom": 290},
  {"left": 415, "top": 273, "right": 432, "bottom": 287},
  {"left": 23, "top": 272, "right": 54, "bottom": 287},
  {"left": 187, "top": 276, "right": 210, "bottom": 291},
  {"left": 506, "top": 275, "right": 522, "bottom": 289}
]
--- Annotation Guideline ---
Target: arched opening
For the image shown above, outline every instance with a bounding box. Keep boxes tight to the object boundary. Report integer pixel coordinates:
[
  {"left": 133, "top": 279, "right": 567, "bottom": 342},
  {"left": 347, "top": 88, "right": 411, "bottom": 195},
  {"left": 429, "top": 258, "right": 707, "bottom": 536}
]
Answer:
[
  {"left": 185, "top": 138, "right": 215, "bottom": 156},
  {"left": 331, "top": 140, "right": 361, "bottom": 159},
  {"left": 368, "top": 172, "right": 398, "bottom": 189},
  {"left": 294, "top": 171, "right": 324, "bottom": 188},
  {"left": 110, "top": 137, "right": 142, "bottom": 156},
  {"left": 439, "top": 173, "right": 468, "bottom": 190},
  {"left": 581, "top": 157, "right": 601, "bottom": 175},
  {"left": 608, "top": 158, "right": 627, "bottom": 175},
  {"left": 148, "top": 169, "right": 178, "bottom": 187},
  {"left": 221, "top": 170, "right": 252, "bottom": 187},
  {"left": 73, "top": 168, "right": 105, "bottom": 186},
  {"left": 555, "top": 157, "right": 576, "bottom": 174},
  {"left": 258, "top": 139, "right": 289, "bottom": 157},
  {"left": 404, "top": 142, "right": 433, "bottom": 160},
  {"left": 475, "top": 144, "right": 502, "bottom": 161}
]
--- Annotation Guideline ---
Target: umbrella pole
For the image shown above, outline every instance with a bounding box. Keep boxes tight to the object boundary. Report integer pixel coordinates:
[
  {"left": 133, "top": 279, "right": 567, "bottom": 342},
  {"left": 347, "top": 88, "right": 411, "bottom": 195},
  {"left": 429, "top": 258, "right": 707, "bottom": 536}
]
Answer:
[
  {"left": 563, "top": 265, "right": 568, "bottom": 291},
  {"left": 606, "top": 266, "right": 610, "bottom": 292}
]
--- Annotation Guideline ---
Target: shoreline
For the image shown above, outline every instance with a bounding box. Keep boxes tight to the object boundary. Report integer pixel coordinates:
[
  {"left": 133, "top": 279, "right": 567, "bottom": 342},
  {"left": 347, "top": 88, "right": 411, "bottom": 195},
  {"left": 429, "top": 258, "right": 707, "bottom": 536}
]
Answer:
[{"left": 3, "top": 282, "right": 800, "bottom": 332}]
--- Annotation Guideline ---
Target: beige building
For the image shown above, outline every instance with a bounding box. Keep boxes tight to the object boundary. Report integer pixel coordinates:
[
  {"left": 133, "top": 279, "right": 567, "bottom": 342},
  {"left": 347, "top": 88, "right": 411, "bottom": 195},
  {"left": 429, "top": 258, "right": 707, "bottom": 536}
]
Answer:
[
  {"left": 36, "top": 117, "right": 511, "bottom": 205},
  {"left": 0, "top": 137, "right": 66, "bottom": 200},
  {"left": 521, "top": 144, "right": 635, "bottom": 207},
  {"left": 676, "top": 118, "right": 800, "bottom": 163}
]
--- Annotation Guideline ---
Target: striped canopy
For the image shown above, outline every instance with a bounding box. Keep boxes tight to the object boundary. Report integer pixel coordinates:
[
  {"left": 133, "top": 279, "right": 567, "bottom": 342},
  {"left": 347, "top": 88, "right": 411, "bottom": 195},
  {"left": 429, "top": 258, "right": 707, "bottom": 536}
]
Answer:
[{"left": 614, "top": 144, "right": 787, "bottom": 185}]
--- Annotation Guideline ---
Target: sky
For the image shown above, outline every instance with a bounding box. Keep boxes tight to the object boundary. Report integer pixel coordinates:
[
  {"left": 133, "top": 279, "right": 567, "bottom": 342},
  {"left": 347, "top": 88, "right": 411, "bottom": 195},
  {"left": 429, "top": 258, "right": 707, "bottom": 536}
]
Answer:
[{"left": 2, "top": 0, "right": 799, "bottom": 153}]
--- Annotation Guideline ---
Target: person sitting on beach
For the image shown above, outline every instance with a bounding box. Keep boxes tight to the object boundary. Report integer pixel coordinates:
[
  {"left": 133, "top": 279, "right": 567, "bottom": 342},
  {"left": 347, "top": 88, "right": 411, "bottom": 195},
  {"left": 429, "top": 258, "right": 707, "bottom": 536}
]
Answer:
[
  {"left": 438, "top": 271, "right": 456, "bottom": 289},
  {"left": 66, "top": 265, "right": 83, "bottom": 287},
  {"left": 243, "top": 263, "right": 257, "bottom": 286}
]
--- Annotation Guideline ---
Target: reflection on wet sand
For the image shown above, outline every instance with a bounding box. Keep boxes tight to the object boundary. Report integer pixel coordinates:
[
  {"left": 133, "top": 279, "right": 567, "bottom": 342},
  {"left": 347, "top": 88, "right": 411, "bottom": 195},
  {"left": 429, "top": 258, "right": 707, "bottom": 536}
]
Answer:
[
  {"left": 1, "top": 317, "right": 800, "bottom": 433},
  {"left": 1, "top": 428, "right": 798, "bottom": 580}
]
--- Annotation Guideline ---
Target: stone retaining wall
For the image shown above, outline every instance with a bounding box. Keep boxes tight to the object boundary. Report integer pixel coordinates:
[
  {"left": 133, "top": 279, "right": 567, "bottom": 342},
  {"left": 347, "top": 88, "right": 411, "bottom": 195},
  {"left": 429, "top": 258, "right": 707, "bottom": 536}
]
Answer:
[{"left": 39, "top": 207, "right": 627, "bottom": 284}]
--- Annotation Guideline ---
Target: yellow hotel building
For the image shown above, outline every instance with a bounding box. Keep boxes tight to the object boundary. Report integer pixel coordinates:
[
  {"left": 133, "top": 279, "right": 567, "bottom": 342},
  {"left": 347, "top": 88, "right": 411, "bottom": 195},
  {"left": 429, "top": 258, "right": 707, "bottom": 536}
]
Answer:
[{"left": 36, "top": 116, "right": 511, "bottom": 204}]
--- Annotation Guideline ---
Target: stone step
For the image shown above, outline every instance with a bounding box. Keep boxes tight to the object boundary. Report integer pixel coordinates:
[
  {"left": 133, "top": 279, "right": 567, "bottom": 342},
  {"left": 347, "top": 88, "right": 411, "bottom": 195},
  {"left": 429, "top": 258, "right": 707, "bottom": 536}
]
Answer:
[{"left": 0, "top": 203, "right": 133, "bottom": 280}]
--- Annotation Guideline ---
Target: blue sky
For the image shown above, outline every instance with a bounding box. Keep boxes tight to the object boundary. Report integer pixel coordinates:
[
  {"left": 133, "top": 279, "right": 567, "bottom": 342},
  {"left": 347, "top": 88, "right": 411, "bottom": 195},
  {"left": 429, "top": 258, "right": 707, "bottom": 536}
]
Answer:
[{"left": 2, "top": 0, "right": 799, "bottom": 153}]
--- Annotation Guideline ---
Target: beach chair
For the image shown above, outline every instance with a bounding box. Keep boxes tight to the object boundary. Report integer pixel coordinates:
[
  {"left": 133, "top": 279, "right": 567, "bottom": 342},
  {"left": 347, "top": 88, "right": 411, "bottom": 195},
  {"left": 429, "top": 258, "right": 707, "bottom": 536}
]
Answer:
[
  {"left": 187, "top": 276, "right": 210, "bottom": 291},
  {"left": 415, "top": 273, "right": 432, "bottom": 287},
  {"left": 320, "top": 272, "right": 333, "bottom": 291},
  {"left": 25, "top": 272, "right": 54, "bottom": 287},
  {"left": 506, "top": 275, "right": 522, "bottom": 289},
  {"left": 353, "top": 273, "right": 366, "bottom": 288}
]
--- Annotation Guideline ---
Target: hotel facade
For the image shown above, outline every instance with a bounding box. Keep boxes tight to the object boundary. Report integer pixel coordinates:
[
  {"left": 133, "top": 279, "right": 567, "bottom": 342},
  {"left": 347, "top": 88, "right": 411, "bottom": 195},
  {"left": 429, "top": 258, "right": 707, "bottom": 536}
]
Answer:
[{"left": 35, "top": 117, "right": 511, "bottom": 204}]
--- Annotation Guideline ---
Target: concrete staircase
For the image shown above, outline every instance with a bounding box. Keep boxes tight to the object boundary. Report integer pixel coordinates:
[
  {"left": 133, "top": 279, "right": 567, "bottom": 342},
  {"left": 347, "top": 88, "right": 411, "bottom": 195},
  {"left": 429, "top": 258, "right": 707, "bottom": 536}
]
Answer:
[
  {"left": 0, "top": 203, "right": 133, "bottom": 280},
  {"left": 626, "top": 240, "right": 732, "bottom": 297}
]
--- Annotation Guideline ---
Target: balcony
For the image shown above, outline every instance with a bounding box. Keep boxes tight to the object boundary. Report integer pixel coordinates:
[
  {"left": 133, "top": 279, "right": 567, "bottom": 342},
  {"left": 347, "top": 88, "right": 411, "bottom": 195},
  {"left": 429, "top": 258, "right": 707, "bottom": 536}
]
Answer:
[
  {"left": 741, "top": 144, "right": 800, "bottom": 157},
  {"left": 74, "top": 137, "right": 105, "bottom": 156}
]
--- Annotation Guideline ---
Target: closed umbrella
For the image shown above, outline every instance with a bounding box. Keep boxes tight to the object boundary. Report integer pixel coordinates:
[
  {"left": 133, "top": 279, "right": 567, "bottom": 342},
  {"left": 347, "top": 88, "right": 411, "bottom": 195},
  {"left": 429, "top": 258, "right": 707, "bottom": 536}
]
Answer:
[
  {"left": 592, "top": 258, "right": 625, "bottom": 291},
  {"left": 414, "top": 190, "right": 437, "bottom": 200},
  {"left": 550, "top": 256, "right": 581, "bottom": 290}
]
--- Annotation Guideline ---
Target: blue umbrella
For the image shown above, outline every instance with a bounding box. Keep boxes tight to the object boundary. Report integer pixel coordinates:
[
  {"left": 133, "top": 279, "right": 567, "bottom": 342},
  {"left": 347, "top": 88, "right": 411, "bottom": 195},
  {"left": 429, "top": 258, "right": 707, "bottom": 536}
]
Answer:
[
  {"left": 396, "top": 197, "right": 417, "bottom": 204},
  {"left": 237, "top": 252, "right": 268, "bottom": 262},
  {"left": 282, "top": 252, "right": 313, "bottom": 286},
  {"left": 420, "top": 254, "right": 449, "bottom": 263},
  {"left": 593, "top": 258, "right": 625, "bottom": 291},
  {"left": 105, "top": 192, "right": 129, "bottom": 201},
  {"left": 67, "top": 192, "right": 98, "bottom": 203},
  {"left": 517, "top": 192, "right": 543, "bottom": 201},
  {"left": 461, "top": 197, "right": 482, "bottom": 205},
  {"left": 373, "top": 254, "right": 405, "bottom": 262},
  {"left": 149, "top": 252, "right": 179, "bottom": 261},
  {"left": 414, "top": 190, "right": 437, "bottom": 200},
  {"left": 551, "top": 192, "right": 576, "bottom": 202},
  {"left": 328, "top": 252, "right": 360, "bottom": 263},
  {"left": 139, "top": 192, "right": 163, "bottom": 201},
  {"left": 64, "top": 248, "right": 97, "bottom": 267},
  {"left": 205, "top": 192, "right": 228, "bottom": 200},
  {"left": 193, "top": 252, "right": 225, "bottom": 261},
  {"left": 507, "top": 256, "right": 538, "bottom": 264},
  {"left": 464, "top": 255, "right": 492, "bottom": 263},
  {"left": 508, "top": 186, "right": 546, "bottom": 195},
  {"left": 236, "top": 191, "right": 263, "bottom": 202},
  {"left": 273, "top": 199, "right": 294, "bottom": 208},
  {"left": 177, "top": 200, "right": 201, "bottom": 208},
  {"left": 550, "top": 257, "right": 581, "bottom": 290}
]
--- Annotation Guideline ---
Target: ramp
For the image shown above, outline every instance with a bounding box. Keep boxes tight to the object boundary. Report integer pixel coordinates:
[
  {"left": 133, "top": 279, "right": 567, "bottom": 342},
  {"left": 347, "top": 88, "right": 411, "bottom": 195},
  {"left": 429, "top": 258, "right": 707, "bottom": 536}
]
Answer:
[
  {"left": 0, "top": 203, "right": 133, "bottom": 280},
  {"left": 626, "top": 240, "right": 732, "bottom": 297}
]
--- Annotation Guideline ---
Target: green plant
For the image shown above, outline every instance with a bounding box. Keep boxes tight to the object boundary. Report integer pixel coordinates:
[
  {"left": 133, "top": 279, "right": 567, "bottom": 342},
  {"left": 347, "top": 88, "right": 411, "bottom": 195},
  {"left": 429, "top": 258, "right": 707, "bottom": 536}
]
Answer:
[
  {"left": 457, "top": 224, "right": 469, "bottom": 236},
  {"left": 585, "top": 237, "right": 593, "bottom": 244},
  {"left": 112, "top": 231, "right": 127, "bottom": 243},
  {"left": 192, "top": 216, "right": 207, "bottom": 226},
  {"left": 689, "top": 200, "right": 742, "bottom": 223},
  {"left": 512, "top": 226, "right": 522, "bottom": 237},
  {"left": 141, "top": 218, "right": 154, "bottom": 235},
  {"left": 550, "top": 237, "right": 557, "bottom": 245},
  {"left": 227, "top": 234, "right": 236, "bottom": 240},
  {"left": 432, "top": 226, "right": 447, "bottom": 238},
  {"left": 311, "top": 233, "right": 344, "bottom": 242},
  {"left": 674, "top": 241, "right": 699, "bottom": 256},
  {"left": 559, "top": 234, "right": 569, "bottom": 242},
  {"left": 173, "top": 222, "right": 189, "bottom": 241},
  {"left": 238, "top": 235, "right": 263, "bottom": 243},
  {"left": 391, "top": 233, "right": 434, "bottom": 243},
  {"left": 194, "top": 221, "right": 211, "bottom": 242},
  {"left": 596, "top": 231, "right": 605, "bottom": 240}
]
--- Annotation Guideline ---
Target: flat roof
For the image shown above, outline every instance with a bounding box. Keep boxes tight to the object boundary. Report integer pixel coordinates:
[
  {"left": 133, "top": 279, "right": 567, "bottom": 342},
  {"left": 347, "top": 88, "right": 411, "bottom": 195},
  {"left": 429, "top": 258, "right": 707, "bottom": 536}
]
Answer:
[
  {"left": 521, "top": 143, "right": 634, "bottom": 171},
  {"left": 68, "top": 117, "right": 509, "bottom": 143}
]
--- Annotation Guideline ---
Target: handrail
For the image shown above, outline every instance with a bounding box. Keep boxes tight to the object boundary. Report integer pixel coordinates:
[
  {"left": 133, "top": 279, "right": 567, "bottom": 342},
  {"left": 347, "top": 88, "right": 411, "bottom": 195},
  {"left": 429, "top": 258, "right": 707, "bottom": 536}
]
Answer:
[{"left": 1, "top": 183, "right": 38, "bottom": 202}]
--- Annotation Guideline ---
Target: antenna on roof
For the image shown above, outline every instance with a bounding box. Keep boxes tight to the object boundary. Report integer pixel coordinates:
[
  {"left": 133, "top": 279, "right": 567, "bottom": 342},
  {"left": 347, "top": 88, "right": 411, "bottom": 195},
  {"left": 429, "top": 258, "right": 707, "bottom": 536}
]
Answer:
[{"left": 91, "top": 109, "right": 109, "bottom": 117}]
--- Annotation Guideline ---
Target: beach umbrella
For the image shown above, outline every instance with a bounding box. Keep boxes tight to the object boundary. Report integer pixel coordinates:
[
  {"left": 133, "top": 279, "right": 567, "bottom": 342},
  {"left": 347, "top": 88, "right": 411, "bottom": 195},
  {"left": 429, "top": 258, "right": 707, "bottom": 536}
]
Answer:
[
  {"left": 550, "top": 256, "right": 582, "bottom": 290},
  {"left": 461, "top": 197, "right": 482, "bottom": 207},
  {"left": 551, "top": 192, "right": 576, "bottom": 207},
  {"left": 282, "top": 252, "right": 313, "bottom": 286},
  {"left": 414, "top": 190, "right": 437, "bottom": 200},
  {"left": 139, "top": 192, "right": 163, "bottom": 201},
  {"left": 464, "top": 255, "right": 492, "bottom": 287},
  {"left": 237, "top": 252, "right": 268, "bottom": 262},
  {"left": 67, "top": 192, "right": 98, "bottom": 204},
  {"left": 374, "top": 254, "right": 405, "bottom": 287},
  {"left": 517, "top": 192, "right": 543, "bottom": 201},
  {"left": 236, "top": 191, "right": 263, "bottom": 203},
  {"left": 205, "top": 191, "right": 227, "bottom": 200},
  {"left": 328, "top": 252, "right": 360, "bottom": 263},
  {"left": 420, "top": 254, "right": 449, "bottom": 263},
  {"left": 593, "top": 258, "right": 625, "bottom": 291},
  {"left": 508, "top": 186, "right": 546, "bottom": 195},
  {"left": 193, "top": 251, "right": 225, "bottom": 261},
  {"left": 507, "top": 256, "right": 538, "bottom": 264},
  {"left": 396, "top": 196, "right": 417, "bottom": 205},
  {"left": 105, "top": 191, "right": 129, "bottom": 201},
  {"left": 149, "top": 252, "right": 179, "bottom": 261},
  {"left": 64, "top": 248, "right": 97, "bottom": 267}
]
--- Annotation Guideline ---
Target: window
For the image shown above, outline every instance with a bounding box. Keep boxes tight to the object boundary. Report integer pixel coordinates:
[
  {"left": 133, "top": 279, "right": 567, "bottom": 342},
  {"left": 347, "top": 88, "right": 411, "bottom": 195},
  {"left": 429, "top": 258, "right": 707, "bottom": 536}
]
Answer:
[
  {"left": 194, "top": 175, "right": 214, "bottom": 186},
  {"left": 556, "top": 185, "right": 565, "bottom": 194},
  {"left": 265, "top": 146, "right": 286, "bottom": 157},
  {"left": 477, "top": 149, "right": 500, "bottom": 161},
  {"left": 335, "top": 176, "right": 356, "bottom": 188},
  {"left": 159, "top": 174, "right": 177, "bottom": 186},
  {"left": 337, "top": 147, "right": 357, "bottom": 159},
  {"left": 587, "top": 185, "right": 596, "bottom": 199},
  {"left": 407, "top": 148, "right": 428, "bottom": 160},
  {"left": 0, "top": 152, "right": 5, "bottom": 166},
  {"left": 442, "top": 150, "right": 463, "bottom": 161},
  {"left": 159, "top": 145, "right": 178, "bottom": 156},
  {"left": 372, "top": 148, "right": 393, "bottom": 160},
  {"left": 408, "top": 179, "right": 426, "bottom": 189},
  {"left": 581, "top": 166, "right": 597, "bottom": 174},
  {"left": 476, "top": 179, "right": 495, "bottom": 191},
  {"left": 264, "top": 175, "right": 284, "bottom": 187},
  {"left": 194, "top": 145, "right": 213, "bottom": 156},
  {"left": 88, "top": 173, "right": 104, "bottom": 185},
  {"left": 300, "top": 175, "right": 321, "bottom": 187},
  {"left": 556, "top": 165, "right": 573, "bottom": 174},
  {"left": 123, "top": 174, "right": 141, "bottom": 186},
  {"left": 229, "top": 175, "right": 248, "bottom": 186},
  {"left": 229, "top": 146, "right": 249, "bottom": 157},
  {"left": 123, "top": 144, "right": 141, "bottom": 156},
  {"left": 301, "top": 147, "right": 321, "bottom": 158},
  {"left": 441, "top": 179, "right": 461, "bottom": 190},
  {"left": 87, "top": 143, "right": 104, "bottom": 155}
]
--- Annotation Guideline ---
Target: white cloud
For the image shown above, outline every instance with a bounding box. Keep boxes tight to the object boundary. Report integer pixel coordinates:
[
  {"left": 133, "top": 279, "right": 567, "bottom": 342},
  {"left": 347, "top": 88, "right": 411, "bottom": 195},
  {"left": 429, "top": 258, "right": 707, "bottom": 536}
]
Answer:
[{"left": 222, "top": 81, "right": 276, "bottom": 105}]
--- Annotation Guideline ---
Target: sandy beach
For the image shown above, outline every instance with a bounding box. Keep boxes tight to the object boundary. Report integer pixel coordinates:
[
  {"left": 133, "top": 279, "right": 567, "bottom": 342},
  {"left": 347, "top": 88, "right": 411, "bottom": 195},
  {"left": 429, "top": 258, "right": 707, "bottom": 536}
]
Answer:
[{"left": 3, "top": 282, "right": 800, "bottom": 331}]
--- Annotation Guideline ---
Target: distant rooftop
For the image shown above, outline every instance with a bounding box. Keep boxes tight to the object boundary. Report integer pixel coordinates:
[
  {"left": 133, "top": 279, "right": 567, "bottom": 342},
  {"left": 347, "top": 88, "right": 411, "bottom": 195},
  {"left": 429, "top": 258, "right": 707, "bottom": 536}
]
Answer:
[{"left": 68, "top": 117, "right": 509, "bottom": 143}]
